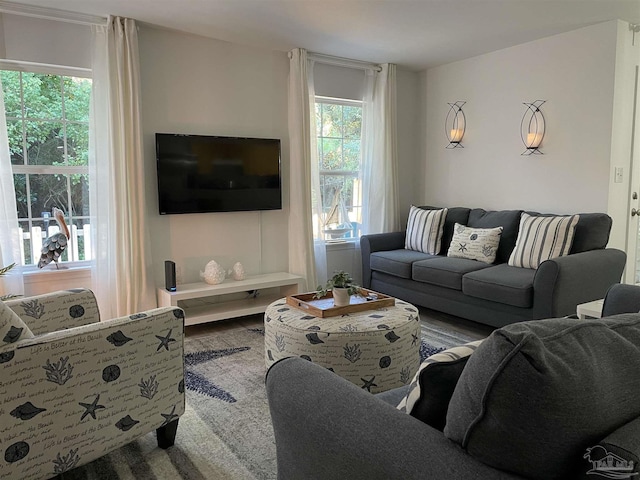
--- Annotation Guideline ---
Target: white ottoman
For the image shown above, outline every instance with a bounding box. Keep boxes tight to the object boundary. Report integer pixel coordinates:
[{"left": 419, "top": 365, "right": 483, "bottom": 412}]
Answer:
[{"left": 264, "top": 297, "right": 421, "bottom": 393}]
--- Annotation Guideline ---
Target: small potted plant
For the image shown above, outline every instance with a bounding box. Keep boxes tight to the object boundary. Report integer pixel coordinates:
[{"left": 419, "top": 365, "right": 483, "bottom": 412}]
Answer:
[{"left": 315, "top": 270, "right": 361, "bottom": 307}]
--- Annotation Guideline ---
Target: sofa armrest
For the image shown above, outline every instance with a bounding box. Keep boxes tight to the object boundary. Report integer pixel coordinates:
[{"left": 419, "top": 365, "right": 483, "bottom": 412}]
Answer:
[
  {"left": 0, "top": 306, "right": 185, "bottom": 480},
  {"left": 602, "top": 284, "right": 640, "bottom": 317},
  {"left": 533, "top": 248, "right": 626, "bottom": 319},
  {"left": 5, "top": 288, "right": 99, "bottom": 335},
  {"left": 265, "top": 357, "right": 524, "bottom": 480},
  {"left": 360, "top": 232, "right": 406, "bottom": 288},
  {"left": 580, "top": 415, "right": 640, "bottom": 478}
]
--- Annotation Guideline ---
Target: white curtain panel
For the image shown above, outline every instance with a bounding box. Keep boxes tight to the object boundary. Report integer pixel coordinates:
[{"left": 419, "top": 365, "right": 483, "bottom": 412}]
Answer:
[
  {"left": 0, "top": 77, "right": 24, "bottom": 296},
  {"left": 361, "top": 64, "right": 400, "bottom": 234},
  {"left": 287, "top": 48, "right": 327, "bottom": 291},
  {"left": 89, "top": 17, "right": 155, "bottom": 318}
]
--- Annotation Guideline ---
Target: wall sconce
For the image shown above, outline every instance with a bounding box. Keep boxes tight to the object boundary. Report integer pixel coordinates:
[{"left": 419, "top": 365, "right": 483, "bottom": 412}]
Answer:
[
  {"left": 445, "top": 101, "right": 466, "bottom": 148},
  {"left": 521, "top": 100, "right": 545, "bottom": 155}
]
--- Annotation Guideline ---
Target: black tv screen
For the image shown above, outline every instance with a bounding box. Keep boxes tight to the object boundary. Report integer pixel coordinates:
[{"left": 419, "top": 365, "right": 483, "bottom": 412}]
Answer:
[{"left": 156, "top": 133, "right": 282, "bottom": 214}]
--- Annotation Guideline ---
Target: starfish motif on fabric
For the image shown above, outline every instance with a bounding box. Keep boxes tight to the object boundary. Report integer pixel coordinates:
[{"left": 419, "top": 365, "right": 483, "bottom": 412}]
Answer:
[
  {"left": 361, "top": 376, "right": 377, "bottom": 392},
  {"left": 160, "top": 405, "right": 179, "bottom": 426},
  {"left": 411, "top": 333, "right": 419, "bottom": 346},
  {"left": 79, "top": 394, "right": 106, "bottom": 421},
  {"left": 156, "top": 329, "right": 176, "bottom": 351},
  {"left": 184, "top": 346, "right": 250, "bottom": 403}
]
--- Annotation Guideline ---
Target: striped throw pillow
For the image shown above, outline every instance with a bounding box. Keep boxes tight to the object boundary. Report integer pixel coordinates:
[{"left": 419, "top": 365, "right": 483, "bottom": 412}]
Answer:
[
  {"left": 405, "top": 206, "right": 448, "bottom": 255},
  {"left": 397, "top": 339, "right": 484, "bottom": 431},
  {"left": 508, "top": 213, "right": 580, "bottom": 269}
]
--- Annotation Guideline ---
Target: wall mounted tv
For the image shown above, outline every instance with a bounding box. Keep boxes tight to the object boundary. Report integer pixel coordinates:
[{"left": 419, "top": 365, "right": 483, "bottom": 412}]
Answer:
[{"left": 156, "top": 133, "right": 282, "bottom": 214}]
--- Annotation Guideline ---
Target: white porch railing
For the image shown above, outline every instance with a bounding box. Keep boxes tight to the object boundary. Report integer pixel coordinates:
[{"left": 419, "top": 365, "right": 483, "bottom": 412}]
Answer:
[{"left": 19, "top": 224, "right": 92, "bottom": 266}]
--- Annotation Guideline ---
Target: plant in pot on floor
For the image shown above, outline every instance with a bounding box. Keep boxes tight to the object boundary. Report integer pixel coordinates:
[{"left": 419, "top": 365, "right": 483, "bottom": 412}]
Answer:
[{"left": 315, "top": 271, "right": 362, "bottom": 307}]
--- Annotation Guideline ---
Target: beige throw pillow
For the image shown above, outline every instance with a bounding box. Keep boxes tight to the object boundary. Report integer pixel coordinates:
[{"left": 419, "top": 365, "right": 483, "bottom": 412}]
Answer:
[
  {"left": 508, "top": 213, "right": 579, "bottom": 269},
  {"left": 447, "top": 223, "right": 503, "bottom": 264},
  {"left": 405, "top": 206, "right": 448, "bottom": 255}
]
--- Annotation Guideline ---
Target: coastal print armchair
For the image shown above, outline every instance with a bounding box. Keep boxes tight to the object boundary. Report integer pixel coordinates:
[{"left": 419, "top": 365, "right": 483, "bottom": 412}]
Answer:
[{"left": 0, "top": 289, "right": 185, "bottom": 480}]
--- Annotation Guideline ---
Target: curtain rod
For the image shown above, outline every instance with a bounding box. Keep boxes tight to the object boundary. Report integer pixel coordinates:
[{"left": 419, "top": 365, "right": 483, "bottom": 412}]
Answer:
[
  {"left": 0, "top": 1, "right": 107, "bottom": 26},
  {"left": 308, "top": 52, "right": 382, "bottom": 72}
]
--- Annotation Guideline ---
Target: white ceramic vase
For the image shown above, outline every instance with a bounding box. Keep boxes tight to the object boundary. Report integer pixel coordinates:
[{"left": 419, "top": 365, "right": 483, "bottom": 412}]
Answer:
[
  {"left": 332, "top": 287, "right": 351, "bottom": 307},
  {"left": 230, "top": 262, "right": 246, "bottom": 281},
  {"left": 200, "top": 260, "right": 226, "bottom": 285}
]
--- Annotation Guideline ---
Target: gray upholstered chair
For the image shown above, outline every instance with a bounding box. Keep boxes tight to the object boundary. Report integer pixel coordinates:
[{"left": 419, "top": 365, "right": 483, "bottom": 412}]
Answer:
[
  {"left": 0, "top": 289, "right": 185, "bottom": 480},
  {"left": 266, "top": 283, "right": 640, "bottom": 479}
]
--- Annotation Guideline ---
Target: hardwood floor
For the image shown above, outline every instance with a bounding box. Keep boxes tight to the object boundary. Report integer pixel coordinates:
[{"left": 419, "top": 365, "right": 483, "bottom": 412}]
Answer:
[
  {"left": 185, "top": 307, "right": 495, "bottom": 341},
  {"left": 185, "top": 314, "right": 263, "bottom": 339},
  {"left": 417, "top": 306, "right": 495, "bottom": 341}
]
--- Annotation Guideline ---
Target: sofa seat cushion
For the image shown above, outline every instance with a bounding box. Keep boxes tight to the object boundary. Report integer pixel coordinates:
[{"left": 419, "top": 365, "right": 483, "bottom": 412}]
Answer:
[
  {"left": 444, "top": 314, "right": 640, "bottom": 480},
  {"left": 412, "top": 257, "right": 491, "bottom": 291},
  {"left": 370, "top": 249, "right": 437, "bottom": 279},
  {"left": 462, "top": 264, "right": 535, "bottom": 308}
]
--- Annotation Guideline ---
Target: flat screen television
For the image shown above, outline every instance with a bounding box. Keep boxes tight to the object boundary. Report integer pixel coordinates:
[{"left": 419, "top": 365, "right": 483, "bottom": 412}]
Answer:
[{"left": 156, "top": 133, "right": 282, "bottom": 214}]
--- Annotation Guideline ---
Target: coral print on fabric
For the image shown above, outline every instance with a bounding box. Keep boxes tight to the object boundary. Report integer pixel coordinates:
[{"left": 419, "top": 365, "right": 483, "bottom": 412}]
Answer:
[
  {"left": 264, "top": 299, "right": 421, "bottom": 394},
  {"left": 0, "top": 289, "right": 185, "bottom": 480},
  {"left": 0, "top": 301, "right": 34, "bottom": 345}
]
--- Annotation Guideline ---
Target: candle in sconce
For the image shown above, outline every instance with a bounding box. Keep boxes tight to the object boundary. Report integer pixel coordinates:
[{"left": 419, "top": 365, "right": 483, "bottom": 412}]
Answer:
[
  {"left": 527, "top": 132, "right": 542, "bottom": 148},
  {"left": 450, "top": 128, "right": 463, "bottom": 143}
]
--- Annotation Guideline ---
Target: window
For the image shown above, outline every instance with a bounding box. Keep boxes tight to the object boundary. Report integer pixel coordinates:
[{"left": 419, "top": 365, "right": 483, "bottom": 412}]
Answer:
[
  {"left": 315, "top": 96, "right": 362, "bottom": 240},
  {"left": 1, "top": 69, "right": 92, "bottom": 267}
]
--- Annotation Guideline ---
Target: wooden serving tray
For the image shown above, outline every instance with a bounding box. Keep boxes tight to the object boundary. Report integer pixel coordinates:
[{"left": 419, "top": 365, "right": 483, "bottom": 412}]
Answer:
[{"left": 286, "top": 288, "right": 395, "bottom": 318}]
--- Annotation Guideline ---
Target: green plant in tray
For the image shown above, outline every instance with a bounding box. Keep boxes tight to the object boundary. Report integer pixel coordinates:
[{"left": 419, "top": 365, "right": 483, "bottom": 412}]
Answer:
[{"left": 314, "top": 270, "right": 362, "bottom": 299}]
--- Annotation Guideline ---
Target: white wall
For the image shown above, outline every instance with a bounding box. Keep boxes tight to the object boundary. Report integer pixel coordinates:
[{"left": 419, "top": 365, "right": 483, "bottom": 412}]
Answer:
[
  {"left": 422, "top": 21, "right": 619, "bottom": 215},
  {"left": 138, "top": 26, "right": 290, "bottom": 287},
  {"left": 396, "top": 67, "right": 422, "bottom": 225},
  {"left": 607, "top": 21, "right": 640, "bottom": 262},
  {"left": 0, "top": 14, "right": 91, "bottom": 68}
]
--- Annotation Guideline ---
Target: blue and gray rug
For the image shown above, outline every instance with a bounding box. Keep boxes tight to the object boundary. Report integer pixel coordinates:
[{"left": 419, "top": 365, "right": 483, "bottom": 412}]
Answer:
[{"left": 58, "top": 321, "right": 476, "bottom": 480}]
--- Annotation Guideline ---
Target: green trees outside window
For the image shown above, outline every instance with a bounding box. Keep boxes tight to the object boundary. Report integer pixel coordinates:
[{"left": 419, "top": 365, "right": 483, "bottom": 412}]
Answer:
[{"left": 2, "top": 70, "right": 92, "bottom": 265}]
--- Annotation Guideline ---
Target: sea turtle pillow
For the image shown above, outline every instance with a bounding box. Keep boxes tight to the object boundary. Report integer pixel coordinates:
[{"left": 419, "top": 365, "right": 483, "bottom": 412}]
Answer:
[{"left": 0, "top": 301, "right": 34, "bottom": 345}]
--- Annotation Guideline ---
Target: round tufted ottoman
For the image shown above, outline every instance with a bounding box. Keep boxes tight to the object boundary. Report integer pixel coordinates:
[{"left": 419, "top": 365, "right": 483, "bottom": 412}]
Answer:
[{"left": 264, "top": 297, "right": 421, "bottom": 393}]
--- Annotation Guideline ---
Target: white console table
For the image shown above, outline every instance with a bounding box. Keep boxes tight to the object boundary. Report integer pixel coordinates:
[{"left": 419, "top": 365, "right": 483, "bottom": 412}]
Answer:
[
  {"left": 576, "top": 298, "right": 604, "bottom": 320},
  {"left": 157, "top": 272, "right": 304, "bottom": 326}
]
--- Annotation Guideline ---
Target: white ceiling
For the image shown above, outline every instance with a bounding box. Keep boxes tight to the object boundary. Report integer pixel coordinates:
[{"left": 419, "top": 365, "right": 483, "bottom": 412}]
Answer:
[{"left": 5, "top": 0, "right": 640, "bottom": 70}]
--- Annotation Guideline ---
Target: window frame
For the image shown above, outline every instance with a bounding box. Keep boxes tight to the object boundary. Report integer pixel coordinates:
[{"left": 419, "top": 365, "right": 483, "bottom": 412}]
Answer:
[
  {"left": 315, "top": 95, "right": 363, "bottom": 242},
  {"left": 1, "top": 60, "right": 92, "bottom": 272}
]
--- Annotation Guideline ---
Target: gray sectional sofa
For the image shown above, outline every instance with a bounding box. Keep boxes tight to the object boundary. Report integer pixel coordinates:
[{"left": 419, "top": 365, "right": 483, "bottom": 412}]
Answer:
[
  {"left": 265, "top": 284, "right": 640, "bottom": 479},
  {"left": 360, "top": 207, "right": 626, "bottom": 327}
]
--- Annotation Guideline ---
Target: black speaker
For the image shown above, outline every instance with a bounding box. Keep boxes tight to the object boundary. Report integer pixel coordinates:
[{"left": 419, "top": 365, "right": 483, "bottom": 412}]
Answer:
[{"left": 165, "top": 260, "right": 176, "bottom": 292}]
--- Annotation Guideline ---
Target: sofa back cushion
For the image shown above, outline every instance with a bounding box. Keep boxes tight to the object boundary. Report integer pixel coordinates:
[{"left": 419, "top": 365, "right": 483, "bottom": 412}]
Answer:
[
  {"left": 419, "top": 206, "right": 471, "bottom": 254},
  {"left": 444, "top": 315, "right": 640, "bottom": 480},
  {"left": 526, "top": 211, "right": 612, "bottom": 254},
  {"left": 467, "top": 209, "right": 522, "bottom": 263}
]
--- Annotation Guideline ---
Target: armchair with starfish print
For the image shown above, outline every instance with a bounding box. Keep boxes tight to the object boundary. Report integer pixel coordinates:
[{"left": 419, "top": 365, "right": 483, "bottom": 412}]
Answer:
[{"left": 0, "top": 289, "right": 185, "bottom": 480}]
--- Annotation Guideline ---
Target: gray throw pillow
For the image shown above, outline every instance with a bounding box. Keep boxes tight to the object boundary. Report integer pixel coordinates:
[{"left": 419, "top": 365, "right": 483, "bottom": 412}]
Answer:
[{"left": 444, "top": 315, "right": 640, "bottom": 480}]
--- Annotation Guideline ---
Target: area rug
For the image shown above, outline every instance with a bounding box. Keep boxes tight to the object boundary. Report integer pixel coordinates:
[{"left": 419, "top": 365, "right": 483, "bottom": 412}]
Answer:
[{"left": 59, "top": 320, "right": 477, "bottom": 480}]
